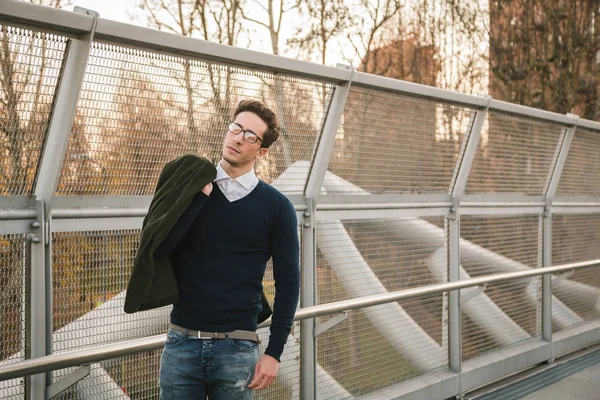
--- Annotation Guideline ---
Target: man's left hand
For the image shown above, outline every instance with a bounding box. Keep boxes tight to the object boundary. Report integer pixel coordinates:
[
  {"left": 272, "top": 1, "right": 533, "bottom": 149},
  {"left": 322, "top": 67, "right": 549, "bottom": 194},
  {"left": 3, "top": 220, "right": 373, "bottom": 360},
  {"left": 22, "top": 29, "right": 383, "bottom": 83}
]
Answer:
[{"left": 248, "top": 354, "right": 279, "bottom": 390}]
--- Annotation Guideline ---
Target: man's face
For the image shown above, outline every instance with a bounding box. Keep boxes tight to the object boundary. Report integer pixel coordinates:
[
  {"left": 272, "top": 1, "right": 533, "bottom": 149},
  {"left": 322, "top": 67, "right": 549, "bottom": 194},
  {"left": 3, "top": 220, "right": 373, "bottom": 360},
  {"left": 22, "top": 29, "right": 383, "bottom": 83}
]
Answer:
[{"left": 221, "top": 111, "right": 268, "bottom": 170}]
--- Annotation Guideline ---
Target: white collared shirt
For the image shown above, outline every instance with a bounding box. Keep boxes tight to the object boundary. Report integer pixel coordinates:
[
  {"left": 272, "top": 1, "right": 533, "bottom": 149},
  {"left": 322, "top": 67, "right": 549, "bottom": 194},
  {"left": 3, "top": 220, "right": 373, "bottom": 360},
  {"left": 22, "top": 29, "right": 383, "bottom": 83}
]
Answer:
[{"left": 214, "top": 162, "right": 259, "bottom": 202}]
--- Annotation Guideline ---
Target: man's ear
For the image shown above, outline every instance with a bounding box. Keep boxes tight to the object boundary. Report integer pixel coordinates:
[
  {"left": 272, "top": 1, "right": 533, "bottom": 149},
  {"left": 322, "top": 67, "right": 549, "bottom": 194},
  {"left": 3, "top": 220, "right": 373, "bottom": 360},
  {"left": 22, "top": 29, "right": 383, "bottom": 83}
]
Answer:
[{"left": 257, "top": 147, "right": 268, "bottom": 159}]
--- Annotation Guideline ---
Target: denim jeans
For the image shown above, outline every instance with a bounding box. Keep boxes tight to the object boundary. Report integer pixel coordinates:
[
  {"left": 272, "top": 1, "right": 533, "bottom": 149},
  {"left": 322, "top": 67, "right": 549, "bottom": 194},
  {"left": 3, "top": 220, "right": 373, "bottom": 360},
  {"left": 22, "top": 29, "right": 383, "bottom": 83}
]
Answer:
[{"left": 159, "top": 328, "right": 259, "bottom": 400}]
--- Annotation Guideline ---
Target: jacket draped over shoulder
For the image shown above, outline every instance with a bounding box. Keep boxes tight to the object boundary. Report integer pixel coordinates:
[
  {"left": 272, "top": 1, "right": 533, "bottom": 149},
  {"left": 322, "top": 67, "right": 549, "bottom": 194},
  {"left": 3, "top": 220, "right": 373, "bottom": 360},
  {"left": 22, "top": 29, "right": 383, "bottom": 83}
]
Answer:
[{"left": 124, "top": 155, "right": 216, "bottom": 313}]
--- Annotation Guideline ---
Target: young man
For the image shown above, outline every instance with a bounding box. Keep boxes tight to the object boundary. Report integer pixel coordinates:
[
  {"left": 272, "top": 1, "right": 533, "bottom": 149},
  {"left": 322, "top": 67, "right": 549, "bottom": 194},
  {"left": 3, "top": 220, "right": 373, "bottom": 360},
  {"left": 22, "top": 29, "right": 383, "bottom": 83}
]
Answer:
[{"left": 157, "top": 100, "right": 300, "bottom": 399}]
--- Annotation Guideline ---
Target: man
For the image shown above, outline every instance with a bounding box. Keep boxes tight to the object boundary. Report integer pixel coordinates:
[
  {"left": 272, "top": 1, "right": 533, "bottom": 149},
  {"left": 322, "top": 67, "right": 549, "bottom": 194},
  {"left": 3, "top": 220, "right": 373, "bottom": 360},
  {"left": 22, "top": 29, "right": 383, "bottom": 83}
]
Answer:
[{"left": 156, "top": 100, "right": 300, "bottom": 399}]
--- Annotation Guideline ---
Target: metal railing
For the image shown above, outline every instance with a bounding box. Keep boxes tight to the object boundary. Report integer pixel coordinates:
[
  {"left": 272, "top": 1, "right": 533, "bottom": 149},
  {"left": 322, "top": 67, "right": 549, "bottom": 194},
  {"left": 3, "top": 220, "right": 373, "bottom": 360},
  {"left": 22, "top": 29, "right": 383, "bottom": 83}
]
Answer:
[
  {"left": 1, "top": 1, "right": 600, "bottom": 399},
  {"left": 0, "top": 259, "right": 598, "bottom": 382}
]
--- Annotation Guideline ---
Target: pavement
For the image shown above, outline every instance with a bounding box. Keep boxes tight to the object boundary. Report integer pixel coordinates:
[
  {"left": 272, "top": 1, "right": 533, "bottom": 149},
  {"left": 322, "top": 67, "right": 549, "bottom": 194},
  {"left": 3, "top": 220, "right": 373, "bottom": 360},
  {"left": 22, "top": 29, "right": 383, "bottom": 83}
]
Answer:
[{"left": 473, "top": 349, "right": 600, "bottom": 400}]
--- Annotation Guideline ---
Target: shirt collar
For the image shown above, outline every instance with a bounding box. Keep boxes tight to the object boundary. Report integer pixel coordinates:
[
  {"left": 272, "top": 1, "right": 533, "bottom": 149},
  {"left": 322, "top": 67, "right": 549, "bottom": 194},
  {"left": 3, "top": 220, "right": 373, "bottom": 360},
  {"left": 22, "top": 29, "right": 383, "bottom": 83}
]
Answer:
[{"left": 215, "top": 162, "right": 257, "bottom": 190}]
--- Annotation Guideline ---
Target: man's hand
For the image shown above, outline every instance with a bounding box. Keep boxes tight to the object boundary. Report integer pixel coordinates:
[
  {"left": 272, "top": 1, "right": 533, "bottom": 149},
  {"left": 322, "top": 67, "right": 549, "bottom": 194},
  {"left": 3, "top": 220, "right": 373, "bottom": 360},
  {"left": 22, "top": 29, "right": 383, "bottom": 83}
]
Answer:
[
  {"left": 201, "top": 182, "right": 213, "bottom": 196},
  {"left": 248, "top": 354, "right": 279, "bottom": 390}
]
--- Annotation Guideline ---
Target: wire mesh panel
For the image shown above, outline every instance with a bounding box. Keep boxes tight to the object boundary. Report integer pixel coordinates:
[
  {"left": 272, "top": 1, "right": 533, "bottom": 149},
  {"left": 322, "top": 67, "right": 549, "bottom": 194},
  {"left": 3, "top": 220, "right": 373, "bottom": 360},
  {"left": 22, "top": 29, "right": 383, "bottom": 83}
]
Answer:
[
  {"left": 316, "top": 217, "right": 448, "bottom": 398},
  {"left": 460, "top": 216, "right": 541, "bottom": 361},
  {"left": 52, "top": 230, "right": 169, "bottom": 358},
  {"left": 0, "top": 234, "right": 26, "bottom": 399},
  {"left": 552, "top": 214, "right": 600, "bottom": 332},
  {"left": 53, "top": 350, "right": 162, "bottom": 399},
  {"left": 0, "top": 25, "right": 67, "bottom": 196},
  {"left": 556, "top": 128, "right": 600, "bottom": 196},
  {"left": 324, "top": 86, "right": 473, "bottom": 195},
  {"left": 465, "top": 112, "right": 564, "bottom": 194},
  {"left": 255, "top": 327, "right": 301, "bottom": 400},
  {"left": 56, "top": 42, "right": 332, "bottom": 196}
]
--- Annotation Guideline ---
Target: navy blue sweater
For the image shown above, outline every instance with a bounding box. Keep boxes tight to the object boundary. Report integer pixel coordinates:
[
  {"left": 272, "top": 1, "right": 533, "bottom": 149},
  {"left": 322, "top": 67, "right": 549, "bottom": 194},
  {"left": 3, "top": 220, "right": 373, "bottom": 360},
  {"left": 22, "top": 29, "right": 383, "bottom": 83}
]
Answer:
[{"left": 155, "top": 181, "right": 300, "bottom": 361}]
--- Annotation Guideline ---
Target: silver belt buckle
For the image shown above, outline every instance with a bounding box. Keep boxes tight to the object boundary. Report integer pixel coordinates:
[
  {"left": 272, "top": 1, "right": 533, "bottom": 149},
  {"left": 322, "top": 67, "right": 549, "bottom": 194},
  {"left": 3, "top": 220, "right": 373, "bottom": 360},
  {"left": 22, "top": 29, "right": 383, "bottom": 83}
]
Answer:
[{"left": 197, "top": 331, "right": 212, "bottom": 340}]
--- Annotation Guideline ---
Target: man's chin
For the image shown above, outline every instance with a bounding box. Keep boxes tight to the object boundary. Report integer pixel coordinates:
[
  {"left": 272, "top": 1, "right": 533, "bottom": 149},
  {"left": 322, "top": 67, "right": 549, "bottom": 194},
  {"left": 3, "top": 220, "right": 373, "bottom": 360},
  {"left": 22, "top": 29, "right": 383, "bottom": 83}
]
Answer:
[{"left": 222, "top": 155, "right": 238, "bottom": 166}]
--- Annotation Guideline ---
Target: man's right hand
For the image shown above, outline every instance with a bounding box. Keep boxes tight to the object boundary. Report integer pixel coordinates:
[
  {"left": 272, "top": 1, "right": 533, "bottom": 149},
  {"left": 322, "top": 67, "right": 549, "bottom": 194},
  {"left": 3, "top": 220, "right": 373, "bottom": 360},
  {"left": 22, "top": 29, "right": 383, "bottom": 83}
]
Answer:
[{"left": 202, "top": 182, "right": 213, "bottom": 196}]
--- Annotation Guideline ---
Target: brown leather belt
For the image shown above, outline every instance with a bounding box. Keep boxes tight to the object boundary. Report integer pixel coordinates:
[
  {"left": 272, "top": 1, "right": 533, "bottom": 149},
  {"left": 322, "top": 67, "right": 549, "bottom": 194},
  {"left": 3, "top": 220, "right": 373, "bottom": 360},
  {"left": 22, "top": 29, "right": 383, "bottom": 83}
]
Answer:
[{"left": 169, "top": 323, "right": 260, "bottom": 343}]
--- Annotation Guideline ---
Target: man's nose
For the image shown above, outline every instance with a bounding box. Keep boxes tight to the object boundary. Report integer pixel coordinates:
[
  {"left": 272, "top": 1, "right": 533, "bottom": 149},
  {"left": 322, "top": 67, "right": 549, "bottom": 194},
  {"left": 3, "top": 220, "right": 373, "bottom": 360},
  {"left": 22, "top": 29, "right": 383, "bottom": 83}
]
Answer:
[{"left": 232, "top": 133, "right": 243, "bottom": 144}]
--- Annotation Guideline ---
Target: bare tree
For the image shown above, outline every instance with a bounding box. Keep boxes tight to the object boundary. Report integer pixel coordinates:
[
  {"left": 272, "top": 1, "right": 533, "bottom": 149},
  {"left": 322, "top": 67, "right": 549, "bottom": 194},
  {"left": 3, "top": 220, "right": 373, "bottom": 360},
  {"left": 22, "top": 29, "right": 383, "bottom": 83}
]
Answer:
[
  {"left": 240, "top": 0, "right": 297, "bottom": 55},
  {"left": 346, "top": 0, "right": 402, "bottom": 74},
  {"left": 449, "top": 0, "right": 600, "bottom": 119},
  {"left": 288, "top": 0, "right": 350, "bottom": 66},
  {"left": 138, "top": 0, "right": 245, "bottom": 133}
]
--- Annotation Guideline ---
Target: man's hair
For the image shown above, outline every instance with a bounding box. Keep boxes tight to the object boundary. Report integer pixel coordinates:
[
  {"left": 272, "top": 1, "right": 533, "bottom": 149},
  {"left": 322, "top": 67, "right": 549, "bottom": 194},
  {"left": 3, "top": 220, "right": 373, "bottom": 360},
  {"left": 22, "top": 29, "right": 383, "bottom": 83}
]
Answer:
[{"left": 233, "top": 100, "right": 279, "bottom": 148}]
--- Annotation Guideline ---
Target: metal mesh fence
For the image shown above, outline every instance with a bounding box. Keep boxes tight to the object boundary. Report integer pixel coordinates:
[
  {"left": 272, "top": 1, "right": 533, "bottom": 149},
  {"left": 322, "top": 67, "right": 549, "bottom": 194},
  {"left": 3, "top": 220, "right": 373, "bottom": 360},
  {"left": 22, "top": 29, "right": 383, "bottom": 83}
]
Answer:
[
  {"left": 255, "top": 327, "right": 301, "bottom": 400},
  {"left": 324, "top": 86, "right": 472, "bottom": 194},
  {"left": 53, "top": 350, "right": 162, "bottom": 399},
  {"left": 0, "top": 234, "right": 26, "bottom": 398},
  {"left": 460, "top": 215, "right": 541, "bottom": 360},
  {"left": 317, "top": 217, "right": 447, "bottom": 304},
  {"left": 52, "top": 230, "right": 168, "bottom": 356},
  {"left": 466, "top": 112, "right": 564, "bottom": 194},
  {"left": 556, "top": 128, "right": 600, "bottom": 196},
  {"left": 316, "top": 217, "right": 448, "bottom": 397},
  {"left": 52, "top": 229, "right": 169, "bottom": 396},
  {"left": 0, "top": 25, "right": 67, "bottom": 196},
  {"left": 56, "top": 42, "right": 331, "bottom": 196},
  {"left": 552, "top": 214, "right": 600, "bottom": 332},
  {"left": 317, "top": 294, "right": 447, "bottom": 399}
]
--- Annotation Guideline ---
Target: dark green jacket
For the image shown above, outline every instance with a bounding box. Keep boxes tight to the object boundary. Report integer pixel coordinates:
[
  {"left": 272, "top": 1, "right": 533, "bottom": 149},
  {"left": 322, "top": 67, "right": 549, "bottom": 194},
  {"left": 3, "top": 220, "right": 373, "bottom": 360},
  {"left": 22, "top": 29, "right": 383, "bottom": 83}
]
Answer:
[{"left": 124, "top": 154, "right": 217, "bottom": 313}]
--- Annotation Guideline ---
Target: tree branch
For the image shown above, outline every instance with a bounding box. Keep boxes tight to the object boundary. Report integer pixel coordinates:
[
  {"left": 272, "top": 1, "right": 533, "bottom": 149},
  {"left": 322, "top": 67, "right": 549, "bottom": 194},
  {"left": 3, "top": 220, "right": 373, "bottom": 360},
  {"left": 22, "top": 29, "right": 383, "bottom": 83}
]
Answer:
[{"left": 239, "top": 7, "right": 270, "bottom": 30}]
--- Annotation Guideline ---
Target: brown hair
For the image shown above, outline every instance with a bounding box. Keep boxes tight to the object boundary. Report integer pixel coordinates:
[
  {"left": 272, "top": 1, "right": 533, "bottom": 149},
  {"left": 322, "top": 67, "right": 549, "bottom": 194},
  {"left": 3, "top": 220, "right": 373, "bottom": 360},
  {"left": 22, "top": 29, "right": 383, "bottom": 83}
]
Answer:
[{"left": 233, "top": 100, "right": 280, "bottom": 148}]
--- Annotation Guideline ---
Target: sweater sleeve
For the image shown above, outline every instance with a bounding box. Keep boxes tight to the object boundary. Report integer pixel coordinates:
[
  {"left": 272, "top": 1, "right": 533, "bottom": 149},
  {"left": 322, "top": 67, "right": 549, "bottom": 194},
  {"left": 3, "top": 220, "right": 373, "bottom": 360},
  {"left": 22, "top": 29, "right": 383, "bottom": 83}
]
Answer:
[
  {"left": 154, "top": 191, "right": 209, "bottom": 258},
  {"left": 265, "top": 200, "right": 300, "bottom": 361}
]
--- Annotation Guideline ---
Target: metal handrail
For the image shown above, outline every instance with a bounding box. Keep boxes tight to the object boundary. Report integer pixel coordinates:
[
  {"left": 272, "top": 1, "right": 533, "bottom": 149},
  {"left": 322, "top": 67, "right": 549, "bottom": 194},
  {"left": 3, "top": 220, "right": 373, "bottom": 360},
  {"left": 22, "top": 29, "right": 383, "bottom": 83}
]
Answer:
[
  {"left": 50, "top": 204, "right": 309, "bottom": 219},
  {"left": 0, "top": 258, "right": 598, "bottom": 381},
  {"left": 0, "top": 209, "right": 38, "bottom": 220}
]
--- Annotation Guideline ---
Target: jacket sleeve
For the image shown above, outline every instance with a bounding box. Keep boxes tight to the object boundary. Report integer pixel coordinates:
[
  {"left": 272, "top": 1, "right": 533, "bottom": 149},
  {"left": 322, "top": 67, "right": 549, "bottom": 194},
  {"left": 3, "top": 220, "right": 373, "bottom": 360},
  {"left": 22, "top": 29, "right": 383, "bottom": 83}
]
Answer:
[{"left": 154, "top": 191, "right": 209, "bottom": 257}]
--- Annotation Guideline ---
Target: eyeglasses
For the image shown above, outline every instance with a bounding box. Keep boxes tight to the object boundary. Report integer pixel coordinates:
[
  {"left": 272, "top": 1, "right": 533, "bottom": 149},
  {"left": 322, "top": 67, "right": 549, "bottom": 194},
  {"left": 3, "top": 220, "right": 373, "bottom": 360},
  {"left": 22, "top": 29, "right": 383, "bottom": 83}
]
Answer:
[{"left": 227, "top": 122, "right": 263, "bottom": 145}]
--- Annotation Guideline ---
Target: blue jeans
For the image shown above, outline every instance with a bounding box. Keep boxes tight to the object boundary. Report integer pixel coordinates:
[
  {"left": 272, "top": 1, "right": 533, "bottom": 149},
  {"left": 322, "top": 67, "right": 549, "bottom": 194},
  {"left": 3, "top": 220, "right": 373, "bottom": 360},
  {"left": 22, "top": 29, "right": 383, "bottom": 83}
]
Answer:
[{"left": 159, "top": 328, "right": 259, "bottom": 400}]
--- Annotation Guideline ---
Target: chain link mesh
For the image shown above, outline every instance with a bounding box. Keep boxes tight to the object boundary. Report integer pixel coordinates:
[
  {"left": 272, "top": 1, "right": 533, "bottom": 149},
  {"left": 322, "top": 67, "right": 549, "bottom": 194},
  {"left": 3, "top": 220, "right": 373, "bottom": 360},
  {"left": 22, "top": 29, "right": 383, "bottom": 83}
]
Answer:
[
  {"left": 51, "top": 229, "right": 170, "bottom": 396},
  {"left": 52, "top": 230, "right": 169, "bottom": 355},
  {"left": 316, "top": 217, "right": 447, "bottom": 397},
  {"left": 556, "top": 128, "right": 600, "bottom": 196},
  {"left": 254, "top": 327, "right": 301, "bottom": 400},
  {"left": 460, "top": 216, "right": 541, "bottom": 360},
  {"left": 53, "top": 350, "right": 162, "bottom": 399},
  {"left": 0, "top": 234, "right": 26, "bottom": 398},
  {"left": 56, "top": 42, "right": 331, "bottom": 196},
  {"left": 466, "top": 112, "right": 564, "bottom": 194},
  {"left": 552, "top": 214, "right": 600, "bottom": 332},
  {"left": 324, "top": 86, "right": 472, "bottom": 194},
  {"left": 0, "top": 25, "right": 67, "bottom": 196}
]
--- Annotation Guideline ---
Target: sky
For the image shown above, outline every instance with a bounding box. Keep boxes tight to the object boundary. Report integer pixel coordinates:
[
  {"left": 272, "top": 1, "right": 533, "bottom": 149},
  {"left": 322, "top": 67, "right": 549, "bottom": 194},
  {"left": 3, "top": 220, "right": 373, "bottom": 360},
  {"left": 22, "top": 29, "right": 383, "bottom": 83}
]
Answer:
[{"left": 68, "top": 0, "right": 135, "bottom": 25}]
